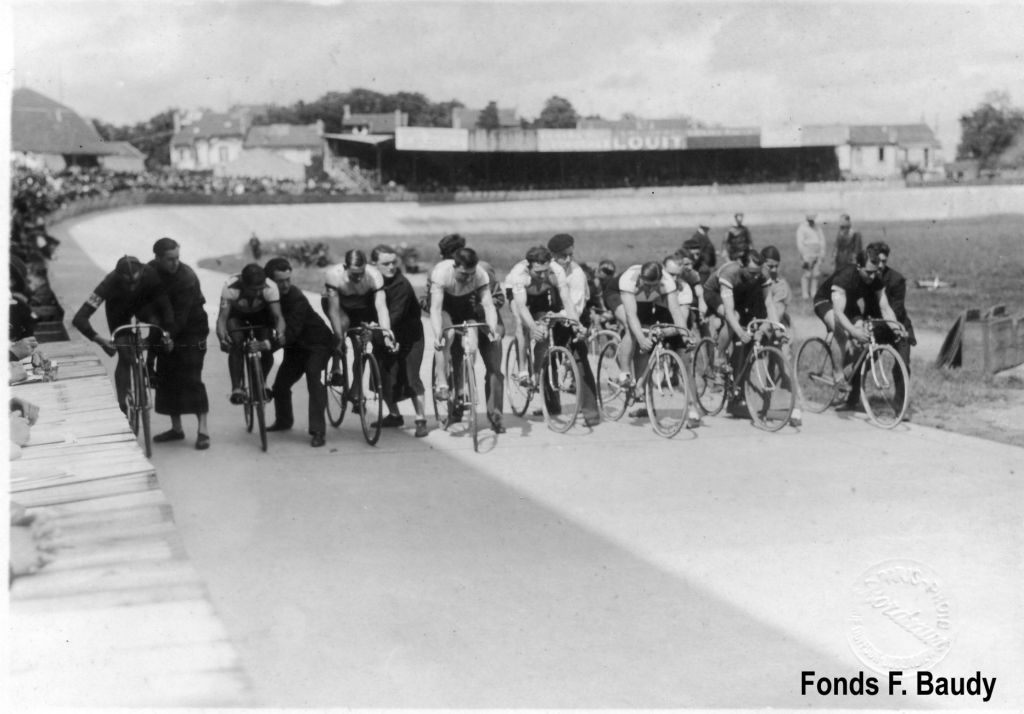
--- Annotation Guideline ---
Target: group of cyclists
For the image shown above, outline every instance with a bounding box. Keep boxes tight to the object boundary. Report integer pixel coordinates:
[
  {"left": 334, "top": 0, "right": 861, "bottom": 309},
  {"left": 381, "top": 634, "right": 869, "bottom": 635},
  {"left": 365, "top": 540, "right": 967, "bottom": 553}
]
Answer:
[{"left": 74, "top": 213, "right": 912, "bottom": 450}]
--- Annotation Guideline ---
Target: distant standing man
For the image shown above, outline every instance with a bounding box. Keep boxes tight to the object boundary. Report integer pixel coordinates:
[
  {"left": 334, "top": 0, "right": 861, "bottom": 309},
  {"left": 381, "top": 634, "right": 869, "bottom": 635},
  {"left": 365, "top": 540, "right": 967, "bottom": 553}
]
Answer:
[
  {"left": 796, "top": 213, "right": 826, "bottom": 299},
  {"left": 831, "top": 214, "right": 863, "bottom": 274},
  {"left": 723, "top": 212, "right": 752, "bottom": 260},
  {"left": 148, "top": 238, "right": 212, "bottom": 450},
  {"left": 263, "top": 258, "right": 333, "bottom": 447}
]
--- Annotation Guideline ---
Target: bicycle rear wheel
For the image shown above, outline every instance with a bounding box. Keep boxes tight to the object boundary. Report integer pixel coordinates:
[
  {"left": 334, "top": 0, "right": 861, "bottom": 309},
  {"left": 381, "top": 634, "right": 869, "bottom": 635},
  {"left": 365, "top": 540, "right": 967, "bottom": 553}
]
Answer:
[
  {"left": 596, "top": 338, "right": 627, "bottom": 421},
  {"left": 504, "top": 337, "right": 532, "bottom": 417},
  {"left": 743, "top": 346, "right": 795, "bottom": 432},
  {"left": 796, "top": 337, "right": 838, "bottom": 413},
  {"left": 645, "top": 349, "right": 690, "bottom": 438},
  {"left": 463, "top": 356, "right": 479, "bottom": 451},
  {"left": 543, "top": 345, "right": 581, "bottom": 433},
  {"left": 691, "top": 337, "right": 727, "bottom": 416},
  {"left": 860, "top": 344, "right": 909, "bottom": 428},
  {"left": 359, "top": 353, "right": 384, "bottom": 445},
  {"left": 249, "top": 354, "right": 268, "bottom": 451}
]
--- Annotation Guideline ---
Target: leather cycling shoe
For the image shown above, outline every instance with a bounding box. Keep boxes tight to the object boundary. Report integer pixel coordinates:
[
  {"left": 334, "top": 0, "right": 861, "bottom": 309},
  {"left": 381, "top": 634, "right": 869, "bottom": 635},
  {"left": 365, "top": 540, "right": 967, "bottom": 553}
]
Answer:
[
  {"left": 266, "top": 422, "right": 293, "bottom": 432},
  {"left": 489, "top": 416, "right": 507, "bottom": 434},
  {"left": 310, "top": 433, "right": 326, "bottom": 447},
  {"left": 229, "top": 388, "right": 246, "bottom": 405}
]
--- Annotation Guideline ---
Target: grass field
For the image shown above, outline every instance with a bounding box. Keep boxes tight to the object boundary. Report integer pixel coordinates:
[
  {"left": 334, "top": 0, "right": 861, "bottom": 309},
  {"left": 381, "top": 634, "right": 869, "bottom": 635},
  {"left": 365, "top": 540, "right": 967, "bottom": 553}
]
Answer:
[{"left": 200, "top": 213, "right": 1024, "bottom": 448}]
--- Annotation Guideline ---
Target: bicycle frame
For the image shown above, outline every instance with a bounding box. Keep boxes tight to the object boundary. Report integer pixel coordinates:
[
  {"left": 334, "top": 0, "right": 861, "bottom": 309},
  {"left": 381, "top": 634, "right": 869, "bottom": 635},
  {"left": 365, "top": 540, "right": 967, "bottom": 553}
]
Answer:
[{"left": 111, "top": 320, "right": 166, "bottom": 458}]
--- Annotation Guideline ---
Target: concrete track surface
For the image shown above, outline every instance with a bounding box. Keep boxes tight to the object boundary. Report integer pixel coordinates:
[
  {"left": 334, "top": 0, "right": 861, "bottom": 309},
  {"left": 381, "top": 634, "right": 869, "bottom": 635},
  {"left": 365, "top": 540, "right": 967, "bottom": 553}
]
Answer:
[{"left": 46, "top": 200, "right": 1022, "bottom": 710}]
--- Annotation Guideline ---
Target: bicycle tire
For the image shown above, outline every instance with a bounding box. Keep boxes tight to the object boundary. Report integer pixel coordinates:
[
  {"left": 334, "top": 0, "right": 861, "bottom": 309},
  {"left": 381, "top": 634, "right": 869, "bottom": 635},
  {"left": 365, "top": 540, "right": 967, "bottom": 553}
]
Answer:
[
  {"left": 543, "top": 345, "right": 581, "bottom": 433},
  {"left": 692, "top": 337, "right": 727, "bottom": 416},
  {"left": 645, "top": 349, "right": 690, "bottom": 438},
  {"left": 860, "top": 344, "right": 909, "bottom": 429},
  {"left": 743, "top": 346, "right": 795, "bottom": 432},
  {"left": 359, "top": 353, "right": 384, "bottom": 445},
  {"left": 324, "top": 356, "right": 349, "bottom": 428},
  {"left": 796, "top": 337, "right": 838, "bottom": 413},
  {"left": 136, "top": 357, "right": 153, "bottom": 458},
  {"left": 463, "top": 355, "right": 479, "bottom": 451},
  {"left": 504, "top": 337, "right": 532, "bottom": 417},
  {"left": 431, "top": 351, "right": 452, "bottom": 428},
  {"left": 588, "top": 329, "right": 620, "bottom": 359},
  {"left": 250, "top": 354, "right": 268, "bottom": 452},
  {"left": 596, "top": 338, "right": 628, "bottom": 420},
  {"left": 241, "top": 353, "right": 255, "bottom": 433}
]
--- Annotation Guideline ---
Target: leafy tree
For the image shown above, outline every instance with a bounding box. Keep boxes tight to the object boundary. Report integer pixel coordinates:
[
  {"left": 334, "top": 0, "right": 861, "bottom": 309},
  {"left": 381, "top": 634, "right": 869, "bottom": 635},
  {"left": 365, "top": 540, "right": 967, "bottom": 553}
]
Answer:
[
  {"left": 93, "top": 109, "right": 174, "bottom": 167},
  {"left": 957, "top": 91, "right": 1024, "bottom": 169},
  {"left": 536, "top": 96, "right": 579, "bottom": 129},
  {"left": 477, "top": 101, "right": 501, "bottom": 130}
]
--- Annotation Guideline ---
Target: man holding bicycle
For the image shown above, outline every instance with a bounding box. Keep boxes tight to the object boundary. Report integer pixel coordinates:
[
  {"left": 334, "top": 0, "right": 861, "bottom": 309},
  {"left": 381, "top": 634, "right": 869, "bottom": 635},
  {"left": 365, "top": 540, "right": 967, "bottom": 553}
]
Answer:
[
  {"left": 429, "top": 246, "right": 505, "bottom": 433},
  {"left": 812, "top": 245, "right": 904, "bottom": 391},
  {"left": 72, "top": 255, "right": 173, "bottom": 414},
  {"left": 605, "top": 260, "right": 702, "bottom": 428},
  {"left": 507, "top": 243, "right": 599, "bottom": 426},
  {"left": 216, "top": 263, "right": 286, "bottom": 405},
  {"left": 263, "top": 258, "right": 333, "bottom": 448}
]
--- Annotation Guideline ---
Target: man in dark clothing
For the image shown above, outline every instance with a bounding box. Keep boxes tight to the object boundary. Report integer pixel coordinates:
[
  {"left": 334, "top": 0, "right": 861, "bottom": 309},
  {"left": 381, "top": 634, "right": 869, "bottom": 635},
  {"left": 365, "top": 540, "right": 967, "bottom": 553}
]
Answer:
[
  {"left": 264, "top": 258, "right": 332, "bottom": 447},
  {"left": 723, "top": 212, "right": 752, "bottom": 259},
  {"left": 684, "top": 222, "right": 716, "bottom": 281},
  {"left": 72, "top": 255, "right": 173, "bottom": 414},
  {"left": 831, "top": 214, "right": 863, "bottom": 274},
  {"left": 371, "top": 245, "right": 429, "bottom": 437},
  {"left": 864, "top": 241, "right": 916, "bottom": 374},
  {"left": 148, "top": 238, "right": 212, "bottom": 450}
]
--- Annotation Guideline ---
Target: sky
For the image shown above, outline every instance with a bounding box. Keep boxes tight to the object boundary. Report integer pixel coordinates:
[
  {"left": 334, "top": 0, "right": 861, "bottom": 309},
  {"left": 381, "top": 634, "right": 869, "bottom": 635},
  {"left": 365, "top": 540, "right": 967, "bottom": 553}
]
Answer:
[{"left": 7, "top": 0, "right": 1024, "bottom": 154}]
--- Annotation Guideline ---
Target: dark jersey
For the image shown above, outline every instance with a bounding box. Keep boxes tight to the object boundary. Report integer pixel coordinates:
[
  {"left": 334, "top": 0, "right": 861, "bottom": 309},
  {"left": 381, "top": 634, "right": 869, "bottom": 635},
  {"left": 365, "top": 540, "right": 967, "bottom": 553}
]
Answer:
[{"left": 814, "top": 264, "right": 883, "bottom": 319}]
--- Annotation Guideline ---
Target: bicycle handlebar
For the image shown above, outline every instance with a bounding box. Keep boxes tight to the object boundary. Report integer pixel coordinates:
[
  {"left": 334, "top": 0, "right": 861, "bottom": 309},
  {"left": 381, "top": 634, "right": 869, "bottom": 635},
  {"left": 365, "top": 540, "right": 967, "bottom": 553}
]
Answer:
[
  {"left": 747, "top": 319, "right": 790, "bottom": 343},
  {"left": 641, "top": 322, "right": 694, "bottom": 344},
  {"left": 111, "top": 322, "right": 166, "bottom": 340}
]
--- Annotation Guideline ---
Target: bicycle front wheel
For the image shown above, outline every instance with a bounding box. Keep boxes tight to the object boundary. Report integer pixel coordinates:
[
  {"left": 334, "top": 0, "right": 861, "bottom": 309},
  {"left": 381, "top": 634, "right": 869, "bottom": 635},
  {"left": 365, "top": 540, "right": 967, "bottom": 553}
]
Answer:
[
  {"left": 860, "top": 344, "right": 909, "bottom": 428},
  {"left": 691, "top": 337, "right": 727, "bottom": 416},
  {"left": 645, "top": 349, "right": 690, "bottom": 438},
  {"left": 463, "top": 355, "right": 479, "bottom": 451},
  {"left": 359, "top": 353, "right": 384, "bottom": 445},
  {"left": 743, "top": 346, "right": 795, "bottom": 432},
  {"left": 325, "top": 358, "right": 348, "bottom": 428},
  {"left": 543, "top": 345, "right": 581, "bottom": 433},
  {"left": 796, "top": 337, "right": 838, "bottom": 413},
  {"left": 596, "top": 338, "right": 627, "bottom": 421},
  {"left": 138, "top": 358, "right": 153, "bottom": 458},
  {"left": 504, "top": 337, "right": 532, "bottom": 417},
  {"left": 249, "top": 355, "right": 268, "bottom": 452}
]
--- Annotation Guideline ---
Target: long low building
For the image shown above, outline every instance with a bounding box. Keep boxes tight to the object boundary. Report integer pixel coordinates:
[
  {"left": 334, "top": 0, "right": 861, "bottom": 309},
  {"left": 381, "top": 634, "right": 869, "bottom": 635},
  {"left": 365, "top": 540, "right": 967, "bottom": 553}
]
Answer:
[{"left": 326, "top": 121, "right": 943, "bottom": 190}]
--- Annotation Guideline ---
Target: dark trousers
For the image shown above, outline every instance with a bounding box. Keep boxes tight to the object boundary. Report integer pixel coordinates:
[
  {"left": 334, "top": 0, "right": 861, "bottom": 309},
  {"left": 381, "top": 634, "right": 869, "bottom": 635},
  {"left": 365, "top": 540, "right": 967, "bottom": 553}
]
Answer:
[
  {"left": 535, "top": 322, "right": 599, "bottom": 422},
  {"left": 271, "top": 347, "right": 329, "bottom": 434}
]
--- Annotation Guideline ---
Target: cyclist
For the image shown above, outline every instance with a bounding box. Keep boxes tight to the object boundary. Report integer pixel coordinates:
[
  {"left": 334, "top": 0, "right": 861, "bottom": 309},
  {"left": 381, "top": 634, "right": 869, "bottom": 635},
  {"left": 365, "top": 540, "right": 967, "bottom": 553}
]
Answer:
[
  {"left": 323, "top": 249, "right": 394, "bottom": 388},
  {"left": 864, "top": 241, "right": 916, "bottom": 374},
  {"left": 263, "top": 257, "right": 333, "bottom": 448},
  {"left": 216, "top": 263, "right": 286, "bottom": 405},
  {"left": 604, "top": 260, "right": 702, "bottom": 428},
  {"left": 682, "top": 221, "right": 716, "bottom": 282},
  {"left": 429, "top": 246, "right": 505, "bottom": 433},
  {"left": 812, "top": 245, "right": 904, "bottom": 390},
  {"left": 72, "top": 255, "right": 173, "bottom": 414}
]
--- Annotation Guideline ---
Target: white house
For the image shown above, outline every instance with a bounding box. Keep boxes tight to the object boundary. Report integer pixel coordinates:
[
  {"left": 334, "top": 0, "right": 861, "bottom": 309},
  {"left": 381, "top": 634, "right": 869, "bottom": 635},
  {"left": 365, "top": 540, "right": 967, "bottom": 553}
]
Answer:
[{"left": 170, "top": 109, "right": 250, "bottom": 171}]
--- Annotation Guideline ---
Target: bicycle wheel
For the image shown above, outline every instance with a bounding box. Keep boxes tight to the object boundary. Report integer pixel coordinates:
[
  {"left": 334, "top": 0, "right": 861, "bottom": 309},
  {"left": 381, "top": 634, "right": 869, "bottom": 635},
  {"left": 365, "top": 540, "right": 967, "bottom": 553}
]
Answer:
[
  {"left": 543, "top": 345, "right": 581, "bottom": 433},
  {"left": 596, "top": 338, "right": 628, "bottom": 420},
  {"left": 796, "top": 337, "right": 838, "bottom": 413},
  {"left": 504, "top": 337, "right": 532, "bottom": 417},
  {"left": 136, "top": 357, "right": 153, "bottom": 458},
  {"left": 744, "top": 346, "right": 795, "bottom": 432},
  {"left": 588, "top": 329, "right": 620, "bottom": 359},
  {"left": 645, "top": 349, "right": 690, "bottom": 438},
  {"left": 691, "top": 337, "right": 727, "bottom": 416},
  {"left": 431, "top": 351, "right": 455, "bottom": 428},
  {"left": 324, "top": 356, "right": 348, "bottom": 428},
  {"left": 860, "top": 344, "right": 909, "bottom": 428},
  {"left": 249, "top": 354, "right": 268, "bottom": 451},
  {"left": 359, "top": 353, "right": 384, "bottom": 445},
  {"left": 463, "top": 355, "right": 479, "bottom": 451}
]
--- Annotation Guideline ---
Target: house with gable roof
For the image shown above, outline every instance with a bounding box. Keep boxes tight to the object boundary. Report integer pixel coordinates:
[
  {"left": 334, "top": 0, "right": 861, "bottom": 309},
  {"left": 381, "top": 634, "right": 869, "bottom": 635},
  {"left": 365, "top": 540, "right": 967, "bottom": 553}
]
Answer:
[
  {"left": 835, "top": 124, "right": 942, "bottom": 179},
  {"left": 170, "top": 108, "right": 251, "bottom": 171},
  {"left": 11, "top": 87, "right": 113, "bottom": 171}
]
